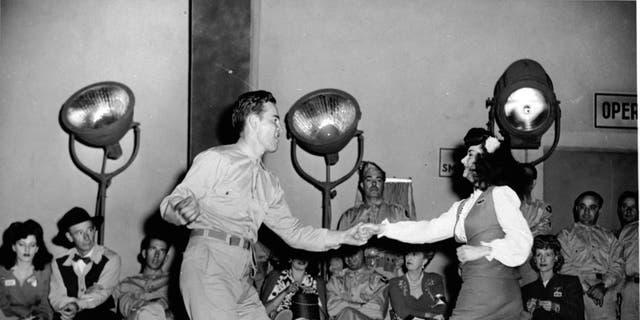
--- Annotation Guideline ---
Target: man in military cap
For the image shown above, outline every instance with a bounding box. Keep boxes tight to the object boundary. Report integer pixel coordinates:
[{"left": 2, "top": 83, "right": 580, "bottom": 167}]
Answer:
[{"left": 337, "top": 161, "right": 409, "bottom": 279}]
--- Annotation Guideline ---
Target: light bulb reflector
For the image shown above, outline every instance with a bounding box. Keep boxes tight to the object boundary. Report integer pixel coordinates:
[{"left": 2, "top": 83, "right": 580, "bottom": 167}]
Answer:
[{"left": 503, "top": 87, "right": 550, "bottom": 131}]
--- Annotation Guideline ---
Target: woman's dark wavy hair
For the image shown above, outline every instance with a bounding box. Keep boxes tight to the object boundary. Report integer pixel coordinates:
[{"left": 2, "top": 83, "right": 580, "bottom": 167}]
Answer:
[
  {"left": 529, "top": 234, "right": 564, "bottom": 273},
  {"left": 0, "top": 219, "right": 53, "bottom": 271},
  {"left": 463, "top": 128, "right": 528, "bottom": 199}
]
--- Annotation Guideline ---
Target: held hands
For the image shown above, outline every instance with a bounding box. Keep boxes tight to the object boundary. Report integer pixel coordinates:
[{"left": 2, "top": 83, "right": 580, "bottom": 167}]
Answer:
[
  {"left": 342, "top": 223, "right": 373, "bottom": 246},
  {"left": 456, "top": 245, "right": 491, "bottom": 264},
  {"left": 526, "top": 298, "right": 560, "bottom": 313},
  {"left": 537, "top": 300, "right": 553, "bottom": 311},
  {"left": 60, "top": 301, "right": 79, "bottom": 320},
  {"left": 170, "top": 189, "right": 200, "bottom": 224},
  {"left": 357, "top": 223, "right": 382, "bottom": 240}
]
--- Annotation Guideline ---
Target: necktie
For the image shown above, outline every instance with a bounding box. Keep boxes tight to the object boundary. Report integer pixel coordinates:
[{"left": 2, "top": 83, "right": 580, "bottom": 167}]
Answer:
[{"left": 72, "top": 254, "right": 91, "bottom": 264}]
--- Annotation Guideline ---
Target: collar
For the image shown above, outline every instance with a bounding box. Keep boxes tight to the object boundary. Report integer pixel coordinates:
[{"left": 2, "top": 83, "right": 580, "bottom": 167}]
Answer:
[
  {"left": 233, "top": 140, "right": 265, "bottom": 163},
  {"left": 575, "top": 222, "right": 600, "bottom": 230},
  {"left": 62, "top": 245, "right": 104, "bottom": 266},
  {"left": 345, "top": 267, "right": 369, "bottom": 276},
  {"left": 538, "top": 273, "right": 557, "bottom": 286}
]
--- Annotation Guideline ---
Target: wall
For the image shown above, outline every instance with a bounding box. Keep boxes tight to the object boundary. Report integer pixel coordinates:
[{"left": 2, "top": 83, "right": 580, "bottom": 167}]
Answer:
[
  {"left": 255, "top": 0, "right": 636, "bottom": 271},
  {"left": 0, "top": 0, "right": 189, "bottom": 278},
  {"left": 189, "top": 0, "right": 252, "bottom": 161},
  {"left": 0, "top": 0, "right": 636, "bottom": 281}
]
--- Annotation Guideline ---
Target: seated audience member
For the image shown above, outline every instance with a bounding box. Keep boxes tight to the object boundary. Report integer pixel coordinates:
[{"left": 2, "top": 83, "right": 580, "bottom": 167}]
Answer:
[
  {"left": 337, "top": 161, "right": 409, "bottom": 229},
  {"left": 114, "top": 234, "right": 174, "bottom": 320},
  {"left": 557, "top": 191, "right": 623, "bottom": 320},
  {"left": 337, "top": 161, "right": 409, "bottom": 280},
  {"left": 0, "top": 220, "right": 54, "bottom": 320},
  {"left": 615, "top": 191, "right": 637, "bottom": 236},
  {"left": 388, "top": 245, "right": 446, "bottom": 320},
  {"left": 49, "top": 207, "right": 120, "bottom": 320},
  {"left": 326, "top": 247, "right": 387, "bottom": 320},
  {"left": 522, "top": 235, "right": 584, "bottom": 320},
  {"left": 328, "top": 256, "right": 345, "bottom": 277},
  {"left": 615, "top": 191, "right": 638, "bottom": 320},
  {"left": 518, "top": 163, "right": 553, "bottom": 285},
  {"left": 260, "top": 250, "right": 327, "bottom": 320}
]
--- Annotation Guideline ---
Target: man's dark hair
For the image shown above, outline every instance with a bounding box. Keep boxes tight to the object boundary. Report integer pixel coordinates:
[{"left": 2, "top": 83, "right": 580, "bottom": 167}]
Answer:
[
  {"left": 618, "top": 190, "right": 638, "bottom": 209},
  {"left": 574, "top": 190, "right": 604, "bottom": 208},
  {"left": 402, "top": 244, "right": 435, "bottom": 261},
  {"left": 141, "top": 233, "right": 172, "bottom": 251},
  {"left": 231, "top": 90, "right": 276, "bottom": 130},
  {"left": 529, "top": 234, "right": 564, "bottom": 273}
]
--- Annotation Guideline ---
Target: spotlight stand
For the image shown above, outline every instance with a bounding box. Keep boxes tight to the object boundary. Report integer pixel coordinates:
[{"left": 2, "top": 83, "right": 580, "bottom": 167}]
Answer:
[
  {"left": 289, "top": 131, "right": 364, "bottom": 230},
  {"left": 67, "top": 124, "right": 140, "bottom": 244}
]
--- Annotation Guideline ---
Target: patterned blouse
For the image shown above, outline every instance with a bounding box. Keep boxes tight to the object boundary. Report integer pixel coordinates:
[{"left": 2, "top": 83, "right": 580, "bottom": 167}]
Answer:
[{"left": 261, "top": 269, "right": 321, "bottom": 312}]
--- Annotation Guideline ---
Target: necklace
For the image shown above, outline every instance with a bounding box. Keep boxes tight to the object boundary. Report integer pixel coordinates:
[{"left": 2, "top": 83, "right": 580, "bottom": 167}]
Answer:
[{"left": 406, "top": 272, "right": 423, "bottom": 299}]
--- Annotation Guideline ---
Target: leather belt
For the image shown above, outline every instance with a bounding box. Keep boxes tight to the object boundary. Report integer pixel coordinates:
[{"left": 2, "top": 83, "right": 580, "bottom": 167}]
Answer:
[
  {"left": 191, "top": 228, "right": 252, "bottom": 250},
  {"left": 626, "top": 275, "right": 640, "bottom": 283}
]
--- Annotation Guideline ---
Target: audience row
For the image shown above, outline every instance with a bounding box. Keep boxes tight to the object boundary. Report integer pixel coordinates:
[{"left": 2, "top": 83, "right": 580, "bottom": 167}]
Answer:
[{"left": 0, "top": 186, "right": 636, "bottom": 320}]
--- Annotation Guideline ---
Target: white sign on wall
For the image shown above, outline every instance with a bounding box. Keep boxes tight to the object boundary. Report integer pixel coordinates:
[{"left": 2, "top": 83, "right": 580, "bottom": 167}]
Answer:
[
  {"left": 439, "top": 148, "right": 457, "bottom": 177},
  {"left": 594, "top": 93, "right": 637, "bottom": 129}
]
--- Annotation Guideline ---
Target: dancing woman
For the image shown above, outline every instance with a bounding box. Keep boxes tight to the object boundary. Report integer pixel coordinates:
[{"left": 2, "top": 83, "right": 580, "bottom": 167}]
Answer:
[{"left": 360, "top": 128, "right": 533, "bottom": 320}]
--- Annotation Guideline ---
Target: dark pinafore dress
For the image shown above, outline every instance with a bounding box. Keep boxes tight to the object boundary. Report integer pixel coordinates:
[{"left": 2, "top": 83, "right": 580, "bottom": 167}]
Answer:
[{"left": 450, "top": 187, "right": 524, "bottom": 320}]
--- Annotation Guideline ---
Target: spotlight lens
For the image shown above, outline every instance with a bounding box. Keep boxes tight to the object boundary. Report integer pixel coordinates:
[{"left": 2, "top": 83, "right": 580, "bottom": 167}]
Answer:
[
  {"left": 287, "top": 88, "right": 361, "bottom": 155},
  {"left": 60, "top": 81, "right": 135, "bottom": 148},
  {"left": 317, "top": 124, "right": 340, "bottom": 142},
  {"left": 503, "top": 87, "right": 550, "bottom": 131}
]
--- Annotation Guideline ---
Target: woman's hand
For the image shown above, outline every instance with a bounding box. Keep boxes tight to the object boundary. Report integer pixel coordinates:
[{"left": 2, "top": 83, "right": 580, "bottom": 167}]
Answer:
[
  {"left": 525, "top": 298, "right": 537, "bottom": 312},
  {"left": 538, "top": 300, "right": 552, "bottom": 311},
  {"left": 587, "top": 283, "right": 607, "bottom": 307},
  {"left": 538, "top": 300, "right": 560, "bottom": 313},
  {"left": 456, "top": 245, "right": 491, "bottom": 263}
]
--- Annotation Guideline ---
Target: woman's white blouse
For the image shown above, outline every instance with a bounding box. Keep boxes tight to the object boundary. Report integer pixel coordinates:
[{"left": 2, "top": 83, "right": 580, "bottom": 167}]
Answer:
[{"left": 380, "top": 186, "right": 533, "bottom": 267}]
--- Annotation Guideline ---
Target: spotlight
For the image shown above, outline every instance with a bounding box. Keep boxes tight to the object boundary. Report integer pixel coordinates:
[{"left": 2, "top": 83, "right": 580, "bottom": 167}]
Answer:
[
  {"left": 287, "top": 89, "right": 361, "bottom": 162},
  {"left": 59, "top": 81, "right": 140, "bottom": 244},
  {"left": 286, "top": 88, "right": 364, "bottom": 227},
  {"left": 286, "top": 88, "right": 364, "bottom": 279},
  {"left": 486, "top": 59, "right": 561, "bottom": 165}
]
